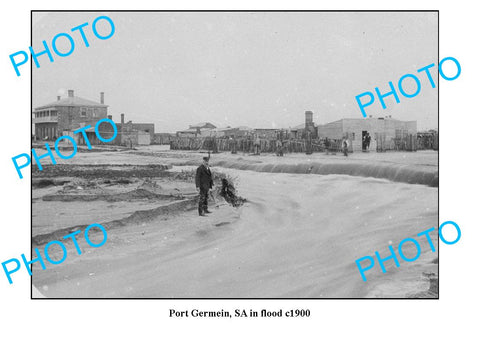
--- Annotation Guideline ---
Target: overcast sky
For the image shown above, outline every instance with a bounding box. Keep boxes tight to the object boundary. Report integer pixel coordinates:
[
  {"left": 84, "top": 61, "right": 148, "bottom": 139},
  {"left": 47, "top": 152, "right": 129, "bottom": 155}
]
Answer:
[{"left": 32, "top": 11, "right": 438, "bottom": 132}]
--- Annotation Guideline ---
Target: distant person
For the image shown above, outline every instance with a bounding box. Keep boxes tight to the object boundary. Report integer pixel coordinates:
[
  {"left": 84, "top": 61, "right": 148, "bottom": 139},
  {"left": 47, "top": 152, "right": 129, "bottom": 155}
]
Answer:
[
  {"left": 195, "top": 157, "right": 213, "bottom": 216},
  {"left": 254, "top": 135, "right": 261, "bottom": 155},
  {"left": 305, "top": 131, "right": 312, "bottom": 155},
  {"left": 276, "top": 139, "right": 283, "bottom": 156},
  {"left": 325, "top": 137, "right": 330, "bottom": 155},
  {"left": 366, "top": 133, "right": 371, "bottom": 151},
  {"left": 212, "top": 137, "right": 218, "bottom": 153},
  {"left": 342, "top": 138, "right": 349, "bottom": 157},
  {"left": 230, "top": 137, "right": 237, "bottom": 154}
]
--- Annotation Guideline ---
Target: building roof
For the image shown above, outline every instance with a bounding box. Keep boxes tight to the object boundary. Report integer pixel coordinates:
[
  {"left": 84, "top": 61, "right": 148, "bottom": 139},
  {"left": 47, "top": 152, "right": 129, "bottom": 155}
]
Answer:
[
  {"left": 318, "top": 117, "right": 416, "bottom": 127},
  {"left": 189, "top": 122, "right": 216, "bottom": 129},
  {"left": 177, "top": 128, "right": 198, "bottom": 133},
  {"left": 339, "top": 117, "right": 409, "bottom": 122},
  {"left": 289, "top": 122, "right": 318, "bottom": 130},
  {"left": 213, "top": 127, "right": 237, "bottom": 132},
  {"left": 177, "top": 127, "right": 214, "bottom": 134},
  {"left": 35, "top": 96, "right": 108, "bottom": 110},
  {"left": 290, "top": 123, "right": 306, "bottom": 130}
]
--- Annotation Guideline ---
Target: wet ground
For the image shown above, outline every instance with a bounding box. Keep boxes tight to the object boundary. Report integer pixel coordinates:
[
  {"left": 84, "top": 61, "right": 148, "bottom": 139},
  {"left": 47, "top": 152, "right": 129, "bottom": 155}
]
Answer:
[{"left": 32, "top": 147, "right": 438, "bottom": 298}]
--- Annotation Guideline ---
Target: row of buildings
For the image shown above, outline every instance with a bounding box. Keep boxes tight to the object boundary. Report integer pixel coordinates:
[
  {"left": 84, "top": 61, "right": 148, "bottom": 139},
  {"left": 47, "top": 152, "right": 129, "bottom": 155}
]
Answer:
[
  {"left": 33, "top": 90, "right": 156, "bottom": 146},
  {"left": 33, "top": 89, "right": 427, "bottom": 152},
  {"left": 175, "top": 111, "right": 419, "bottom": 152}
]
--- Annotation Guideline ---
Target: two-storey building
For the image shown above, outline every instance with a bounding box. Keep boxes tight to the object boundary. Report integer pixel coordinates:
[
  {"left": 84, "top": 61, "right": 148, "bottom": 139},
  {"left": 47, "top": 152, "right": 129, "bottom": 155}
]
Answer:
[{"left": 33, "top": 90, "right": 108, "bottom": 143}]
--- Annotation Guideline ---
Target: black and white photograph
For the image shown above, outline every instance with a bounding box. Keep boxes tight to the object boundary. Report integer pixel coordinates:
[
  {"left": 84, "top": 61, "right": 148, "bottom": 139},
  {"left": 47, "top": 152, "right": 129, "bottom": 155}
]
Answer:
[{"left": 30, "top": 11, "right": 439, "bottom": 298}]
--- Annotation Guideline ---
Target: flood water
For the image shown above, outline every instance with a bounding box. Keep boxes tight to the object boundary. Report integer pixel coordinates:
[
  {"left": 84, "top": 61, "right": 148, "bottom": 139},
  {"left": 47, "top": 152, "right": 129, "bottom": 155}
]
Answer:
[
  {"left": 32, "top": 151, "right": 438, "bottom": 298},
  {"left": 155, "top": 167, "right": 438, "bottom": 297}
]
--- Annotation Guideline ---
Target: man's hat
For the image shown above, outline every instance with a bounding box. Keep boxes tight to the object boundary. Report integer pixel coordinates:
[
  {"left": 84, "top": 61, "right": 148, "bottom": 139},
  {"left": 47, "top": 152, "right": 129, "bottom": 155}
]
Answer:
[{"left": 203, "top": 157, "right": 209, "bottom": 161}]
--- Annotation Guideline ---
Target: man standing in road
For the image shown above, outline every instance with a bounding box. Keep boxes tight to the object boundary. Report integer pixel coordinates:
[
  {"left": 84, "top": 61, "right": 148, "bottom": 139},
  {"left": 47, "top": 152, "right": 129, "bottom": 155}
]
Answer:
[
  {"left": 195, "top": 156, "right": 213, "bottom": 216},
  {"left": 342, "top": 137, "right": 349, "bottom": 157}
]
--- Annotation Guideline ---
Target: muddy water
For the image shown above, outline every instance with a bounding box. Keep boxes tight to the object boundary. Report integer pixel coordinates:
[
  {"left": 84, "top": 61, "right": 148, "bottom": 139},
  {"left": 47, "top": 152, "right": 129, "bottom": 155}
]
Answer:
[
  {"left": 34, "top": 166, "right": 438, "bottom": 298},
  {"left": 148, "top": 168, "right": 438, "bottom": 297}
]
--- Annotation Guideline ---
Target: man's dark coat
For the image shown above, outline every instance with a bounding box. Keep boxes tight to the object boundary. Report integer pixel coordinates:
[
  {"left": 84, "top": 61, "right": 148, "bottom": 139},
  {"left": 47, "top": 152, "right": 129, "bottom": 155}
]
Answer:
[{"left": 195, "top": 164, "right": 213, "bottom": 190}]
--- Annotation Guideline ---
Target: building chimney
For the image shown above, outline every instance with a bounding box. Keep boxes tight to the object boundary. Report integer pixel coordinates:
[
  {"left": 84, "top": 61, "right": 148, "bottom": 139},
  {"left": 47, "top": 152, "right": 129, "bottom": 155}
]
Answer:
[
  {"left": 305, "top": 110, "right": 314, "bottom": 132},
  {"left": 305, "top": 111, "right": 313, "bottom": 125},
  {"left": 108, "top": 115, "right": 112, "bottom": 120},
  {"left": 100, "top": 92, "right": 104, "bottom": 104},
  {"left": 121, "top": 113, "right": 125, "bottom": 124},
  {"left": 68, "top": 90, "right": 74, "bottom": 97},
  {"left": 57, "top": 96, "right": 61, "bottom": 101}
]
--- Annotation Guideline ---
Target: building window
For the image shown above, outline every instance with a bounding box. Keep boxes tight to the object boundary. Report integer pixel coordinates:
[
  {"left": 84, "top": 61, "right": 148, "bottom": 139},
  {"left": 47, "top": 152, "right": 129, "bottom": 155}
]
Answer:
[{"left": 81, "top": 107, "right": 87, "bottom": 117}]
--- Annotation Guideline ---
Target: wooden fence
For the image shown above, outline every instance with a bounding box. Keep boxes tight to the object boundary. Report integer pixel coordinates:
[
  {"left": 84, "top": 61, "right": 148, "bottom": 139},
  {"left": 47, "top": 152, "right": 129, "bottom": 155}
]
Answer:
[
  {"left": 375, "top": 133, "right": 417, "bottom": 152},
  {"left": 170, "top": 137, "right": 346, "bottom": 154}
]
